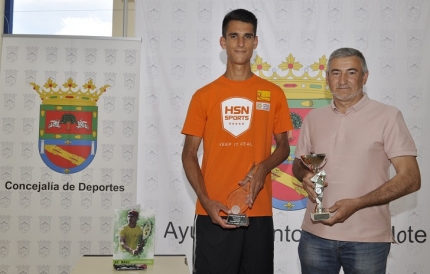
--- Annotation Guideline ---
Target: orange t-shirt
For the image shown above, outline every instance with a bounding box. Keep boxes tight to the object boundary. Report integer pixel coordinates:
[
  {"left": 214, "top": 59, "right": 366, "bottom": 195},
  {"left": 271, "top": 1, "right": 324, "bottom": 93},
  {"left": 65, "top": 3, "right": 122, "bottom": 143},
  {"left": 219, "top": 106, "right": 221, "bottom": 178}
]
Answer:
[{"left": 182, "top": 75, "right": 293, "bottom": 216}]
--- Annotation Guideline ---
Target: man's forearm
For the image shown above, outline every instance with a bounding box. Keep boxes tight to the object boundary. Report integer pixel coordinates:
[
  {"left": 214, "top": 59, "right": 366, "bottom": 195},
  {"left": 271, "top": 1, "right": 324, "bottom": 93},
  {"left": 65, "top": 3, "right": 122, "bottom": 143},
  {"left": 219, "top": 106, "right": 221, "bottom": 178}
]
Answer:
[
  {"left": 182, "top": 135, "right": 210, "bottom": 204},
  {"left": 120, "top": 242, "right": 133, "bottom": 253},
  {"left": 259, "top": 132, "right": 290, "bottom": 174},
  {"left": 355, "top": 156, "right": 420, "bottom": 210},
  {"left": 182, "top": 153, "right": 209, "bottom": 202},
  {"left": 292, "top": 158, "right": 313, "bottom": 182}
]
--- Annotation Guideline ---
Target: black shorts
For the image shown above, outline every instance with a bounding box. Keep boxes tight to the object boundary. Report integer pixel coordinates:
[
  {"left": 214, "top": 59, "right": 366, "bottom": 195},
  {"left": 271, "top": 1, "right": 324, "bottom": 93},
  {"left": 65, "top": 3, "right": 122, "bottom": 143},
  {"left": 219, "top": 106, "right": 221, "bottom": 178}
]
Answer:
[{"left": 192, "top": 215, "right": 274, "bottom": 274}]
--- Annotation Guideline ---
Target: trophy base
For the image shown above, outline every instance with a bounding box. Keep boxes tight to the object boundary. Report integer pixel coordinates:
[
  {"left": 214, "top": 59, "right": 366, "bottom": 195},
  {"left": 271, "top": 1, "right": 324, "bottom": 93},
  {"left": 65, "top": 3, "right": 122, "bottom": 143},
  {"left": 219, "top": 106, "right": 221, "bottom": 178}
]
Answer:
[
  {"left": 226, "top": 214, "right": 249, "bottom": 226},
  {"left": 310, "top": 211, "right": 330, "bottom": 221}
]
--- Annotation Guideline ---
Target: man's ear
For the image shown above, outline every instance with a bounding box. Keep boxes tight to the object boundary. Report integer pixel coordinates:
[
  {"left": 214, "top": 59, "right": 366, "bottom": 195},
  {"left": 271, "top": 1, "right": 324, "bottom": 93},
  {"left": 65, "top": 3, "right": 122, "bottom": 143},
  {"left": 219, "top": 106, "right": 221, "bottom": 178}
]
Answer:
[
  {"left": 362, "top": 71, "right": 369, "bottom": 85},
  {"left": 220, "top": 36, "right": 226, "bottom": 49},
  {"left": 253, "top": 36, "right": 258, "bottom": 49}
]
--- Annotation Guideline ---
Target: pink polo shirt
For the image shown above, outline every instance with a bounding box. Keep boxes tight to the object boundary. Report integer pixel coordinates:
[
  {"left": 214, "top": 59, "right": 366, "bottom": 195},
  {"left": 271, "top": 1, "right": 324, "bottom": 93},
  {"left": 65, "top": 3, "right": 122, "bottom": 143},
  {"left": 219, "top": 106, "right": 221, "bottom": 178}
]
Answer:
[{"left": 295, "top": 93, "right": 417, "bottom": 242}]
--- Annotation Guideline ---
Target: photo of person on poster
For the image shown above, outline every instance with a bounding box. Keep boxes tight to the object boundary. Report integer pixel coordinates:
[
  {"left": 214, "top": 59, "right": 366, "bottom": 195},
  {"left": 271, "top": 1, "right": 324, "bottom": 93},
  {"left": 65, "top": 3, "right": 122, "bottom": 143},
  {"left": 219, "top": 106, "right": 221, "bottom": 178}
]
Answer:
[{"left": 118, "top": 209, "right": 146, "bottom": 256}]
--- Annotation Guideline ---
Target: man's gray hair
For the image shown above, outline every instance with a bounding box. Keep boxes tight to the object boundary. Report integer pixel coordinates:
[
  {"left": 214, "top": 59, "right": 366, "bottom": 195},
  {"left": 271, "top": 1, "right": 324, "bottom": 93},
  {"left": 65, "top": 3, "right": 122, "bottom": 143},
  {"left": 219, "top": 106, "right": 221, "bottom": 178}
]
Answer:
[{"left": 326, "top": 47, "right": 368, "bottom": 74}]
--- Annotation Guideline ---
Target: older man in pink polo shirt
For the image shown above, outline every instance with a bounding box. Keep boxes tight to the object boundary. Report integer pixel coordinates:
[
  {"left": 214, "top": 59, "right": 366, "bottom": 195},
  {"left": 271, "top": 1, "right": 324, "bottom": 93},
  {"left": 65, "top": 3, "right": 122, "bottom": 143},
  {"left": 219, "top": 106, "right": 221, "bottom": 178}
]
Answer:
[{"left": 292, "top": 47, "right": 421, "bottom": 274}]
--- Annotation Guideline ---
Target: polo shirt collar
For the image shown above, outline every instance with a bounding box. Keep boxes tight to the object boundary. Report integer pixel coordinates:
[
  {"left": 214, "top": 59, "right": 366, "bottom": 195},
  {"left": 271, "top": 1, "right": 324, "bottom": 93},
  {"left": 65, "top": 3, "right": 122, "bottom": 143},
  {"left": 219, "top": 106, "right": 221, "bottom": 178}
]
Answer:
[{"left": 331, "top": 92, "right": 369, "bottom": 114}]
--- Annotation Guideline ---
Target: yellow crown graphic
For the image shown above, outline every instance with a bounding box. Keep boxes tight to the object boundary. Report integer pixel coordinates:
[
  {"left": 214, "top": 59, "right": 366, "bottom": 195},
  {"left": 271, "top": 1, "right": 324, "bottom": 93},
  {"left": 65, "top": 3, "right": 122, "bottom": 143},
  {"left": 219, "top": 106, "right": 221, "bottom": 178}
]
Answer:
[
  {"left": 251, "top": 54, "right": 332, "bottom": 104},
  {"left": 30, "top": 78, "right": 110, "bottom": 106}
]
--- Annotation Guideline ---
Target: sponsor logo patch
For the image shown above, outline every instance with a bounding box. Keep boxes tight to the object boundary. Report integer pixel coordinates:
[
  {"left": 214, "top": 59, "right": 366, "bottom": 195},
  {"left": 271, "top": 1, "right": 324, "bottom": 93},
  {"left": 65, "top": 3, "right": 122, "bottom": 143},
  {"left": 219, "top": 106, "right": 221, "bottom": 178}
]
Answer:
[
  {"left": 257, "top": 90, "right": 271, "bottom": 101},
  {"left": 256, "top": 102, "right": 270, "bottom": 111}
]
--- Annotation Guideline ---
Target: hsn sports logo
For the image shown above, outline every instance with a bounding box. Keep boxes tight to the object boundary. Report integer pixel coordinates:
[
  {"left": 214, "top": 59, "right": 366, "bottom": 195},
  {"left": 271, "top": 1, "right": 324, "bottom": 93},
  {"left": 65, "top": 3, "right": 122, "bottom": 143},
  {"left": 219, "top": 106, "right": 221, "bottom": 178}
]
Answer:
[
  {"left": 221, "top": 98, "right": 253, "bottom": 137},
  {"left": 252, "top": 54, "right": 332, "bottom": 210}
]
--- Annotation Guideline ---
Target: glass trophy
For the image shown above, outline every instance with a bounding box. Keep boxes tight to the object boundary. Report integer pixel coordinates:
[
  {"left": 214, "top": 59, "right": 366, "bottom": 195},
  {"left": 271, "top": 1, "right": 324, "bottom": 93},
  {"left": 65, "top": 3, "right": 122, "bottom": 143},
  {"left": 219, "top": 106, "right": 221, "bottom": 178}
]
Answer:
[
  {"left": 226, "top": 163, "right": 259, "bottom": 226},
  {"left": 300, "top": 154, "right": 330, "bottom": 221}
]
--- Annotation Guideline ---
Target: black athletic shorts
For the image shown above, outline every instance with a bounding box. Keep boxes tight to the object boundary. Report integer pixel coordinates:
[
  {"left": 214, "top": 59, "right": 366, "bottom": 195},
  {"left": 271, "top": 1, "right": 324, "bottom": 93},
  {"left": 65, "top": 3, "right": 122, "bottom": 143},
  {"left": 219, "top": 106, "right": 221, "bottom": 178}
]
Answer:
[{"left": 192, "top": 215, "right": 274, "bottom": 274}]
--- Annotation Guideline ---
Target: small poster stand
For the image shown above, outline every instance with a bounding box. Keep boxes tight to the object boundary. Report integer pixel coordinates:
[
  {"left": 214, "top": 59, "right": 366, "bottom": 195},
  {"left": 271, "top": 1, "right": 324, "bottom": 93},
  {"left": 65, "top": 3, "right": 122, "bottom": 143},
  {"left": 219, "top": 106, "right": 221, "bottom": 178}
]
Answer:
[{"left": 112, "top": 205, "right": 155, "bottom": 270}]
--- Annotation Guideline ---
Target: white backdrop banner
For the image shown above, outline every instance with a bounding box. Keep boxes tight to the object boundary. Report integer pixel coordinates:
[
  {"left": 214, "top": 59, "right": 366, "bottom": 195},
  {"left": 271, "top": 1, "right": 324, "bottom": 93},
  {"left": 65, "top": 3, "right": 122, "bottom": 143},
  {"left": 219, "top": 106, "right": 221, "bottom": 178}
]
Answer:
[
  {"left": 136, "top": 0, "right": 430, "bottom": 273},
  {"left": 0, "top": 35, "right": 141, "bottom": 273}
]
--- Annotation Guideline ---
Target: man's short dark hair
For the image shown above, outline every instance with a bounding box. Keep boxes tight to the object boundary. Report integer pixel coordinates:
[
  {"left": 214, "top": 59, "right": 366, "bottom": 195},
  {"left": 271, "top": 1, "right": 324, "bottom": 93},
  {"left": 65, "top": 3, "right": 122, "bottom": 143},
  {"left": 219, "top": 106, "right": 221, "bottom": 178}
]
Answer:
[
  {"left": 222, "top": 9, "right": 257, "bottom": 38},
  {"left": 326, "top": 47, "right": 368, "bottom": 74}
]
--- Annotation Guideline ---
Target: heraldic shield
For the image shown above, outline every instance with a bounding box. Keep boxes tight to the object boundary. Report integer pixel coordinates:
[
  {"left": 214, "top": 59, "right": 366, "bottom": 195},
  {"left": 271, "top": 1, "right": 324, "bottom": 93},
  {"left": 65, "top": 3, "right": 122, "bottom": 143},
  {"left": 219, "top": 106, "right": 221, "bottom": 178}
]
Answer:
[
  {"left": 39, "top": 104, "right": 98, "bottom": 174},
  {"left": 31, "top": 78, "right": 109, "bottom": 174},
  {"left": 252, "top": 54, "right": 332, "bottom": 211}
]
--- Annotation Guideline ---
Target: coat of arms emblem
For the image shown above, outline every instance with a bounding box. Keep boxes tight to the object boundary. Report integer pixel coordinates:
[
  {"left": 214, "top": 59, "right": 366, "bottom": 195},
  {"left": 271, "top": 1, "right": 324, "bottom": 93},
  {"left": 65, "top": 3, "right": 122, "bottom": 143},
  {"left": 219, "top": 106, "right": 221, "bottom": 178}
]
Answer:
[
  {"left": 30, "top": 78, "right": 109, "bottom": 174},
  {"left": 252, "top": 54, "right": 332, "bottom": 211}
]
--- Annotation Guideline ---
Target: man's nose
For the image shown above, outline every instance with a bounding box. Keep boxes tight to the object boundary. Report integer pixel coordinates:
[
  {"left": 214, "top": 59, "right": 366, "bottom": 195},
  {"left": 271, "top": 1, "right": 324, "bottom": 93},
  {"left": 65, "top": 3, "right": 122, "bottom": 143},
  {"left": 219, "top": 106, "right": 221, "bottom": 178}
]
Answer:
[
  {"left": 238, "top": 37, "right": 245, "bottom": 46},
  {"left": 339, "top": 73, "right": 348, "bottom": 84}
]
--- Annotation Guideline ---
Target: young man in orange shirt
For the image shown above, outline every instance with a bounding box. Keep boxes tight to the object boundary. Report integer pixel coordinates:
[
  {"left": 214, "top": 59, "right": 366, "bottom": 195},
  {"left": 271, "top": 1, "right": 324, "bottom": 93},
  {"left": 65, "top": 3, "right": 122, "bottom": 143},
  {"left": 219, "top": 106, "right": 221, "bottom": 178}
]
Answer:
[{"left": 182, "top": 9, "right": 293, "bottom": 274}]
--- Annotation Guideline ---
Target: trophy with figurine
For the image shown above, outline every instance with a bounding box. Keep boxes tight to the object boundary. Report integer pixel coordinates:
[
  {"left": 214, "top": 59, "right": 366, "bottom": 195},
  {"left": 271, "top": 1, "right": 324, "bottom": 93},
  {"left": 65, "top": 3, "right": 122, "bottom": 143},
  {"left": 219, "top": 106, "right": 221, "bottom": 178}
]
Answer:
[{"left": 300, "top": 154, "right": 330, "bottom": 221}]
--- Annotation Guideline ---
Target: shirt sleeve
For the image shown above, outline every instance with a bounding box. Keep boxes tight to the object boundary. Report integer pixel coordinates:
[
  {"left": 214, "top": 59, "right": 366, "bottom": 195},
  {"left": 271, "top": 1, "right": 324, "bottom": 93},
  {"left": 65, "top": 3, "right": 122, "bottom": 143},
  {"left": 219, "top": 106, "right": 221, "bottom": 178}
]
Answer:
[
  {"left": 294, "top": 114, "right": 311, "bottom": 158},
  {"left": 181, "top": 92, "right": 206, "bottom": 137},
  {"left": 273, "top": 88, "right": 294, "bottom": 134},
  {"left": 119, "top": 226, "right": 125, "bottom": 237},
  {"left": 384, "top": 110, "right": 417, "bottom": 159}
]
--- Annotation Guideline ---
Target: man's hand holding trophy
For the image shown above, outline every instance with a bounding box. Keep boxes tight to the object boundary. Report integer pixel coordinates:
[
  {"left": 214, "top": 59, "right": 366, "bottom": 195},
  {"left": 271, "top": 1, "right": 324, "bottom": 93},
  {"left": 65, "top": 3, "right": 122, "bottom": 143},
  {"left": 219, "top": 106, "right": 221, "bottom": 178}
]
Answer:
[
  {"left": 300, "top": 153, "right": 330, "bottom": 221},
  {"left": 226, "top": 163, "right": 259, "bottom": 226}
]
